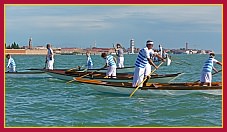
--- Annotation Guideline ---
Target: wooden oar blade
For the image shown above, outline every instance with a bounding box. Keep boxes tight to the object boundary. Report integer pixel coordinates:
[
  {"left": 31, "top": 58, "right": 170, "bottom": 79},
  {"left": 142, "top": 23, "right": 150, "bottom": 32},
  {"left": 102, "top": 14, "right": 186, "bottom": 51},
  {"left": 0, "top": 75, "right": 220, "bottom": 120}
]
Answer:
[{"left": 66, "top": 79, "right": 75, "bottom": 84}]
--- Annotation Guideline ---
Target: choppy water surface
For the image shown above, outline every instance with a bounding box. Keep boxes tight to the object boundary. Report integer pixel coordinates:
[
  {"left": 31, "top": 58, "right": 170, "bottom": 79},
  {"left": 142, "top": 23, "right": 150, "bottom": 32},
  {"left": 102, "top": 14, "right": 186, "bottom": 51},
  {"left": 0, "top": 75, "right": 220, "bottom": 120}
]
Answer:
[{"left": 5, "top": 54, "right": 222, "bottom": 127}]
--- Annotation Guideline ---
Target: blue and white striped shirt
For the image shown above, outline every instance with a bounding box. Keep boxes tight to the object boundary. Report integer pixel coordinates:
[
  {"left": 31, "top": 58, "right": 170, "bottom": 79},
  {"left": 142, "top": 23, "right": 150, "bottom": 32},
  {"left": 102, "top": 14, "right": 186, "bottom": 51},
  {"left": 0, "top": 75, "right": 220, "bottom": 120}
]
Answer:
[
  {"left": 202, "top": 57, "right": 218, "bottom": 72},
  {"left": 106, "top": 55, "right": 116, "bottom": 66},
  {"left": 7, "top": 57, "right": 16, "bottom": 68},
  {"left": 135, "top": 47, "right": 155, "bottom": 68}
]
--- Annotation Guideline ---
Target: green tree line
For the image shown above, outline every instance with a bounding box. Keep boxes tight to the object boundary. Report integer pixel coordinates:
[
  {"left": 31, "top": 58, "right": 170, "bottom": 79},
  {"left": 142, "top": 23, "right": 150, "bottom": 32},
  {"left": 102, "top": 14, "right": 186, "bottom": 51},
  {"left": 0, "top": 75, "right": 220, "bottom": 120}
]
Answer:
[{"left": 5, "top": 42, "right": 21, "bottom": 49}]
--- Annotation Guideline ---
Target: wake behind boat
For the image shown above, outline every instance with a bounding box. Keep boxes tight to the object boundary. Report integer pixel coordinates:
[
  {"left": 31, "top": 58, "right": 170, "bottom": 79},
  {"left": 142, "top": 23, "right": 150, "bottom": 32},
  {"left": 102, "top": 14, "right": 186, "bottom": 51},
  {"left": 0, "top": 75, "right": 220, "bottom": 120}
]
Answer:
[
  {"left": 5, "top": 71, "right": 50, "bottom": 78},
  {"left": 74, "top": 78, "right": 222, "bottom": 96},
  {"left": 43, "top": 69, "right": 183, "bottom": 83}
]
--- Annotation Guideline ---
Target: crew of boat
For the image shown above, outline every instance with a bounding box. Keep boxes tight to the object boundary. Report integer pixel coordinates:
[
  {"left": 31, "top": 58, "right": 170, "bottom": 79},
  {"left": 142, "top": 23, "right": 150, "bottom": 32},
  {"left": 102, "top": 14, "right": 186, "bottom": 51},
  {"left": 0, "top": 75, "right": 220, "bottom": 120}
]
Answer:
[
  {"left": 5, "top": 65, "right": 222, "bottom": 96},
  {"left": 5, "top": 43, "right": 222, "bottom": 96}
]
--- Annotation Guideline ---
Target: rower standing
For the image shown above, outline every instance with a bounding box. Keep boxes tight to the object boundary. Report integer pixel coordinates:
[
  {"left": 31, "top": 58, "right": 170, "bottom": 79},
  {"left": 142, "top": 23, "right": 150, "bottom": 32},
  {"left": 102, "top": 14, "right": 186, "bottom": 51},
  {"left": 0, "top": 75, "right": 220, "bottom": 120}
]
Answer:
[
  {"left": 86, "top": 51, "right": 93, "bottom": 69},
  {"left": 6, "top": 54, "right": 16, "bottom": 72},
  {"left": 158, "top": 44, "right": 163, "bottom": 58},
  {"left": 200, "top": 52, "right": 222, "bottom": 86},
  {"left": 132, "top": 40, "right": 165, "bottom": 87},
  {"left": 46, "top": 43, "right": 54, "bottom": 70},
  {"left": 114, "top": 43, "right": 124, "bottom": 68},
  {"left": 101, "top": 53, "right": 117, "bottom": 78}
]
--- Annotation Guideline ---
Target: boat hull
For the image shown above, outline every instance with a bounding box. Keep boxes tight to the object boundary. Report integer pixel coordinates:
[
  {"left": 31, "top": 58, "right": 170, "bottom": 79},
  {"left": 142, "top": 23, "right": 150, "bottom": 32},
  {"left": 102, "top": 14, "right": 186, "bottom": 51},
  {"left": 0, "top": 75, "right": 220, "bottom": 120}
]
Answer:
[
  {"left": 45, "top": 69, "right": 183, "bottom": 83},
  {"left": 88, "top": 66, "right": 135, "bottom": 73},
  {"left": 75, "top": 79, "right": 222, "bottom": 96},
  {"left": 88, "top": 84, "right": 221, "bottom": 96}
]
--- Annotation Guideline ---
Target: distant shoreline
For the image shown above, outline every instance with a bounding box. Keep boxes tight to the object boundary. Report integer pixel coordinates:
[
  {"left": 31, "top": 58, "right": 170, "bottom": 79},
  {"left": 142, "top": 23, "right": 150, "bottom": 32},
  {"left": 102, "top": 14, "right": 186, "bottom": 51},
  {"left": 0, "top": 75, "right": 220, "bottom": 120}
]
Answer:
[{"left": 5, "top": 48, "right": 219, "bottom": 55}]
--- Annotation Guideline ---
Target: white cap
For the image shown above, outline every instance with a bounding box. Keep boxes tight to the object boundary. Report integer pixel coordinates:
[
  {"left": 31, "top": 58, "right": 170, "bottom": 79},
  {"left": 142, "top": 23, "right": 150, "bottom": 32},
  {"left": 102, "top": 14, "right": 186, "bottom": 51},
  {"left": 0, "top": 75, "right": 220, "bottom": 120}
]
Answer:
[{"left": 146, "top": 40, "right": 154, "bottom": 45}]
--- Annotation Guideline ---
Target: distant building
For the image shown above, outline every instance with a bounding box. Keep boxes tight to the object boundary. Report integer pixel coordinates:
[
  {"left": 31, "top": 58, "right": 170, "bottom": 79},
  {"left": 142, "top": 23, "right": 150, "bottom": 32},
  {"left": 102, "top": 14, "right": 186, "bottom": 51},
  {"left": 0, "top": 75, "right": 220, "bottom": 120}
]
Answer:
[
  {"left": 61, "top": 48, "right": 84, "bottom": 54},
  {"left": 185, "top": 42, "right": 188, "bottom": 50},
  {"left": 28, "top": 37, "right": 32, "bottom": 49},
  {"left": 33, "top": 46, "right": 46, "bottom": 49},
  {"left": 88, "top": 47, "right": 115, "bottom": 54}
]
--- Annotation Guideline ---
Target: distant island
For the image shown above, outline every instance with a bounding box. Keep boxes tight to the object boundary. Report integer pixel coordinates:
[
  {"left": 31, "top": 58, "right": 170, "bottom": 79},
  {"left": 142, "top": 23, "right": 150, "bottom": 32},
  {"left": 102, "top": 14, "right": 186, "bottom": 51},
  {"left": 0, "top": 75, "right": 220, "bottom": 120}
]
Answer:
[{"left": 5, "top": 38, "right": 212, "bottom": 55}]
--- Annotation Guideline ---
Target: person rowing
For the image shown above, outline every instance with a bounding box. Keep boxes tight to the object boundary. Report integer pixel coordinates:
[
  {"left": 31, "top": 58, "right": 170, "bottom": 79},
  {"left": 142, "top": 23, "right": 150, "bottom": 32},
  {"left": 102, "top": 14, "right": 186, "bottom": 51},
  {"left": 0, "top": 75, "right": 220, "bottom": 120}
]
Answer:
[
  {"left": 86, "top": 51, "right": 93, "bottom": 69},
  {"left": 6, "top": 54, "right": 16, "bottom": 72},
  {"left": 101, "top": 52, "right": 117, "bottom": 78},
  {"left": 114, "top": 43, "right": 124, "bottom": 68},
  {"left": 132, "top": 40, "right": 165, "bottom": 87},
  {"left": 200, "top": 52, "right": 222, "bottom": 87},
  {"left": 45, "top": 43, "right": 54, "bottom": 70},
  {"left": 158, "top": 44, "right": 163, "bottom": 58}
]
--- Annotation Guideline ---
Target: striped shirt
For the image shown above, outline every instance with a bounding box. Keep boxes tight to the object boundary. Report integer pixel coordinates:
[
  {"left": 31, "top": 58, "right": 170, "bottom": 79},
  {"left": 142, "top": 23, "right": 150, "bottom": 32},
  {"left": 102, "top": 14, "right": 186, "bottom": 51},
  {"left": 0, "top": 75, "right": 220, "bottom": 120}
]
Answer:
[
  {"left": 135, "top": 47, "right": 155, "bottom": 68},
  {"left": 106, "top": 55, "right": 116, "bottom": 66},
  {"left": 87, "top": 56, "right": 93, "bottom": 67},
  {"left": 7, "top": 57, "right": 16, "bottom": 68},
  {"left": 202, "top": 57, "right": 218, "bottom": 72}
]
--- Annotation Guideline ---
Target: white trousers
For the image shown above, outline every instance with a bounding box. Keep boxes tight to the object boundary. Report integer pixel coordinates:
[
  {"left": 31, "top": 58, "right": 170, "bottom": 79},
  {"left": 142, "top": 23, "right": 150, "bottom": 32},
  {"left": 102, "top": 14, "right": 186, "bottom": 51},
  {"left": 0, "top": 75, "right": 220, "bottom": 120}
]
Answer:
[
  {"left": 8, "top": 66, "right": 16, "bottom": 72},
  {"left": 106, "top": 66, "right": 117, "bottom": 78},
  {"left": 144, "top": 64, "right": 151, "bottom": 76},
  {"left": 47, "top": 59, "right": 54, "bottom": 70},
  {"left": 132, "top": 67, "right": 145, "bottom": 87},
  {"left": 200, "top": 71, "right": 212, "bottom": 83},
  {"left": 87, "top": 65, "right": 93, "bottom": 69},
  {"left": 117, "top": 57, "right": 124, "bottom": 68}
]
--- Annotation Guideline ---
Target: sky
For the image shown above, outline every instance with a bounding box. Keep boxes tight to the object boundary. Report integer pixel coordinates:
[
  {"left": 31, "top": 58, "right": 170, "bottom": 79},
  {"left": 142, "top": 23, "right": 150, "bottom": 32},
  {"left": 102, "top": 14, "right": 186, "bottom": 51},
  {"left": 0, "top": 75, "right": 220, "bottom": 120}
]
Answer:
[{"left": 5, "top": 5, "right": 222, "bottom": 53}]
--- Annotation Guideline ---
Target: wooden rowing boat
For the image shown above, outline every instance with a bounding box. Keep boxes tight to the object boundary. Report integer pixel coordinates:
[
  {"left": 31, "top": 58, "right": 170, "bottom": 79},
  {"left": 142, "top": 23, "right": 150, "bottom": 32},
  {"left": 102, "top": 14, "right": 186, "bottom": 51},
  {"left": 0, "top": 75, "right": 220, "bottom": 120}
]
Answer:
[
  {"left": 88, "top": 66, "right": 135, "bottom": 73},
  {"left": 44, "top": 69, "right": 183, "bottom": 83},
  {"left": 26, "top": 66, "right": 135, "bottom": 73},
  {"left": 75, "top": 78, "right": 222, "bottom": 96}
]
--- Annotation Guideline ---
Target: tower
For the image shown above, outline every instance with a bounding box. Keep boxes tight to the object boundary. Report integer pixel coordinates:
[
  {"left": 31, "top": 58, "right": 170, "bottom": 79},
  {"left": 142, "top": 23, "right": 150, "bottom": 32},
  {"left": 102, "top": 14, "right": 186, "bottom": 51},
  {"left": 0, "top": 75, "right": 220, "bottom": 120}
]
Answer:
[
  {"left": 130, "top": 39, "right": 135, "bottom": 54},
  {"left": 28, "top": 37, "right": 32, "bottom": 49},
  {"left": 186, "top": 42, "right": 188, "bottom": 50}
]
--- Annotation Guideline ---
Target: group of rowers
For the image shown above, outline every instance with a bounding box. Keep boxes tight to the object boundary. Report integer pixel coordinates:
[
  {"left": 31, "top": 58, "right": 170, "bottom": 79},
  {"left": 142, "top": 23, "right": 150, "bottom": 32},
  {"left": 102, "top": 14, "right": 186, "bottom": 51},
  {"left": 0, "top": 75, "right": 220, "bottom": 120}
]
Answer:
[{"left": 6, "top": 40, "right": 222, "bottom": 87}]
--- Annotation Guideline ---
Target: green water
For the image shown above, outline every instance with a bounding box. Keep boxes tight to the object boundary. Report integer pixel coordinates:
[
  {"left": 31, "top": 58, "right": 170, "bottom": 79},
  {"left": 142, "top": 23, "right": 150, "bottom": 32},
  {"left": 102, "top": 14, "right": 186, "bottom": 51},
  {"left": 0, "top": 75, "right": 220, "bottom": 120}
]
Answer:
[{"left": 5, "top": 54, "right": 222, "bottom": 127}]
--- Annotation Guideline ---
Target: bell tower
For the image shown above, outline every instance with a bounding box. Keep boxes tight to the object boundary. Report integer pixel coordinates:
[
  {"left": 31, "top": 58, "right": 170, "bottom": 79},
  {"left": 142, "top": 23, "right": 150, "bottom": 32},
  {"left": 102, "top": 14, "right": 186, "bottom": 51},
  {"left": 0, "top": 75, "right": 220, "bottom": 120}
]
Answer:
[{"left": 28, "top": 37, "right": 32, "bottom": 49}]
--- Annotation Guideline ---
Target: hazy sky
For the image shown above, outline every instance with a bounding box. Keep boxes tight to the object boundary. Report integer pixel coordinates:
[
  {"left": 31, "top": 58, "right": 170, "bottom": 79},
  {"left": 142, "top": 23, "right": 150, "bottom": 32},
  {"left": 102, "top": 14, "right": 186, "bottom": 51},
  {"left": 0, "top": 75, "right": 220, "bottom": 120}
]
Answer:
[{"left": 5, "top": 5, "right": 222, "bottom": 53}]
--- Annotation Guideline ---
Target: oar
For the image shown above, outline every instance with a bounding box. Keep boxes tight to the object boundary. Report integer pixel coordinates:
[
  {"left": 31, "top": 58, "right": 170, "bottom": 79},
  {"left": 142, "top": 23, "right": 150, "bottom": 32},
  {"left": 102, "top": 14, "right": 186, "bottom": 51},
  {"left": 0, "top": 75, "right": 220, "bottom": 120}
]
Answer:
[
  {"left": 66, "top": 65, "right": 84, "bottom": 72},
  {"left": 66, "top": 67, "right": 105, "bottom": 84},
  {"left": 113, "top": 43, "right": 116, "bottom": 49},
  {"left": 129, "top": 62, "right": 164, "bottom": 97},
  {"left": 194, "top": 69, "right": 222, "bottom": 83}
]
